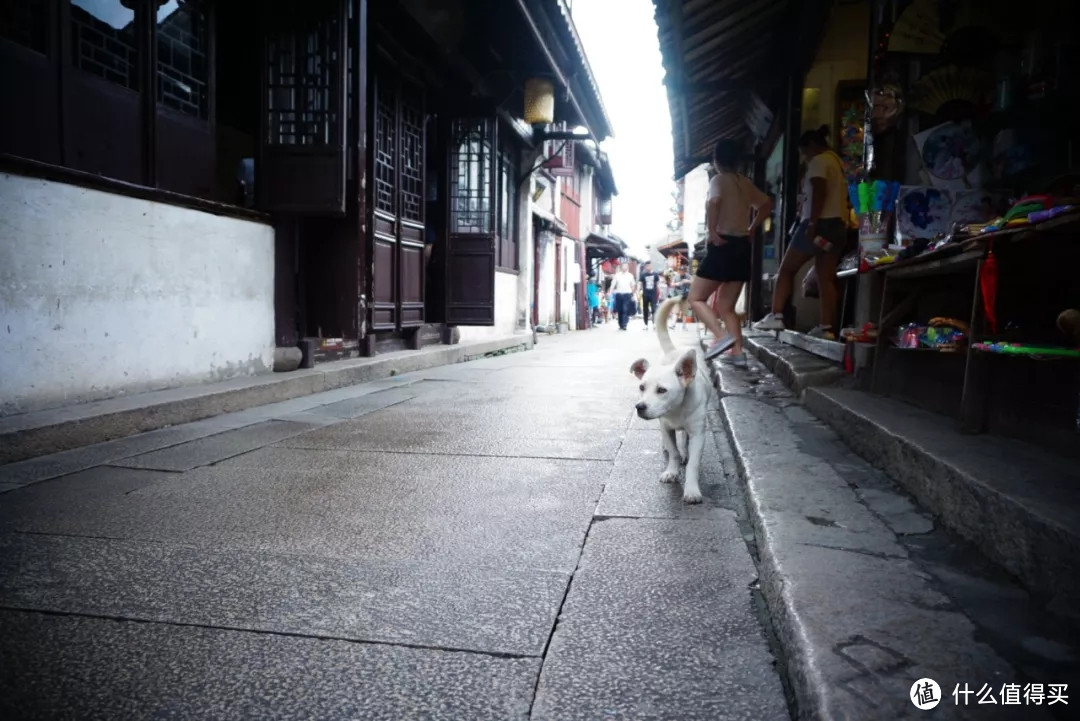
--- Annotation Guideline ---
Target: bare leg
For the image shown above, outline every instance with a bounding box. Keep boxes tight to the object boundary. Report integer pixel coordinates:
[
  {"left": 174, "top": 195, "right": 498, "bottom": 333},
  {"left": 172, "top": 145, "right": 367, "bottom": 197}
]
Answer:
[
  {"left": 770, "top": 246, "right": 813, "bottom": 315},
  {"left": 689, "top": 275, "right": 724, "bottom": 340},
  {"left": 814, "top": 251, "right": 841, "bottom": 331},
  {"left": 715, "top": 281, "right": 746, "bottom": 354}
]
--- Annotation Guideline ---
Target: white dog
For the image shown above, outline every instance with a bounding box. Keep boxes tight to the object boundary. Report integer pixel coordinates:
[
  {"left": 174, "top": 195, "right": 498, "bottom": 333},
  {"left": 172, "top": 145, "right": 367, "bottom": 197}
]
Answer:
[{"left": 630, "top": 296, "right": 714, "bottom": 504}]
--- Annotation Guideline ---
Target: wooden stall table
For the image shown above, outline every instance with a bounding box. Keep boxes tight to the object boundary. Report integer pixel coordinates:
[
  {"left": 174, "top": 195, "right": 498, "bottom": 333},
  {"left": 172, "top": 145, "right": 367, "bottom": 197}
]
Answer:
[{"left": 869, "top": 213, "right": 1080, "bottom": 435}]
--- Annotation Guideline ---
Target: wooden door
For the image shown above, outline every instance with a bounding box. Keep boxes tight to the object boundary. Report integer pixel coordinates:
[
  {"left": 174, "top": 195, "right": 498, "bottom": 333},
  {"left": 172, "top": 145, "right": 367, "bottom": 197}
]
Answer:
[
  {"left": 259, "top": 0, "right": 347, "bottom": 214},
  {"left": 370, "top": 68, "right": 426, "bottom": 331},
  {"left": 444, "top": 116, "right": 497, "bottom": 326},
  {"left": 554, "top": 237, "right": 562, "bottom": 324}
]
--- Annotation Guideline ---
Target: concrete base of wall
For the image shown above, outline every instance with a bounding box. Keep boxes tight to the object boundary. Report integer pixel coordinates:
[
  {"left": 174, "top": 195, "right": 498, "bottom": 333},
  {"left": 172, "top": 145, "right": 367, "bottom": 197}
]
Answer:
[{"left": 0, "top": 334, "right": 533, "bottom": 464}]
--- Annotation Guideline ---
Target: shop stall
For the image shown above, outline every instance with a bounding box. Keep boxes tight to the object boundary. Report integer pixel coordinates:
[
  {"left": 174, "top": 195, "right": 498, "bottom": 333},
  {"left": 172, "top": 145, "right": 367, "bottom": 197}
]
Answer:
[{"left": 836, "top": 0, "right": 1080, "bottom": 453}]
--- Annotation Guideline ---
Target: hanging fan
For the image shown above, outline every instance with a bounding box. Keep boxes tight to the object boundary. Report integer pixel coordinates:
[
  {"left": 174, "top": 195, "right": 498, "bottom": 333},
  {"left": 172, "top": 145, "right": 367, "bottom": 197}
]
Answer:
[
  {"left": 888, "top": 0, "right": 946, "bottom": 54},
  {"left": 889, "top": 0, "right": 1007, "bottom": 55},
  {"left": 910, "top": 65, "right": 991, "bottom": 115}
]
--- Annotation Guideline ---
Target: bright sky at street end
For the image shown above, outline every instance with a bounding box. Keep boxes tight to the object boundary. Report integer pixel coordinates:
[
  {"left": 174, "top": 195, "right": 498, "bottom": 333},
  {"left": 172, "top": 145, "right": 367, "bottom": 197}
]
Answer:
[{"left": 571, "top": 0, "right": 675, "bottom": 260}]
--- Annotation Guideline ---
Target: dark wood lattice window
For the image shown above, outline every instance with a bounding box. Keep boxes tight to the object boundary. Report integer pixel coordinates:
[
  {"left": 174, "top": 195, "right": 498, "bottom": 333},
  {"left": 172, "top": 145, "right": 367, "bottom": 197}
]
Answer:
[
  {"left": 70, "top": 0, "right": 138, "bottom": 90},
  {"left": 156, "top": 0, "right": 208, "bottom": 118},
  {"left": 265, "top": 13, "right": 339, "bottom": 146},
  {"left": 374, "top": 79, "right": 396, "bottom": 214},
  {"left": 450, "top": 119, "right": 494, "bottom": 235},
  {"left": 399, "top": 83, "right": 424, "bottom": 223},
  {"left": 1, "top": 0, "right": 49, "bottom": 53},
  {"left": 497, "top": 146, "right": 518, "bottom": 270}
]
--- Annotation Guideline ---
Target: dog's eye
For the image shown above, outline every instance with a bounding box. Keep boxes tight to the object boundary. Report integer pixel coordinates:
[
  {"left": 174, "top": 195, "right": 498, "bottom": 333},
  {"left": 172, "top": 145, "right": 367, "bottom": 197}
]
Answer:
[
  {"left": 656, "top": 387, "right": 667, "bottom": 394},
  {"left": 639, "top": 384, "right": 645, "bottom": 392}
]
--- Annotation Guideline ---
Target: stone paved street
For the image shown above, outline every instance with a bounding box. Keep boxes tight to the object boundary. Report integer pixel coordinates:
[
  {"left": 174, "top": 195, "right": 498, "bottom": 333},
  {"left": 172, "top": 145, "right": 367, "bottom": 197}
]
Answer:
[{"left": 0, "top": 321, "right": 789, "bottom": 720}]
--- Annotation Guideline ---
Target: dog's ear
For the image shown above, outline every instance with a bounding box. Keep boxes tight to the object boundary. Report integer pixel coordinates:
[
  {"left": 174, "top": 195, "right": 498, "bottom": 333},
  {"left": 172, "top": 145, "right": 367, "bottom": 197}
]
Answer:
[
  {"left": 675, "top": 349, "right": 697, "bottom": 386},
  {"left": 630, "top": 358, "right": 649, "bottom": 379}
]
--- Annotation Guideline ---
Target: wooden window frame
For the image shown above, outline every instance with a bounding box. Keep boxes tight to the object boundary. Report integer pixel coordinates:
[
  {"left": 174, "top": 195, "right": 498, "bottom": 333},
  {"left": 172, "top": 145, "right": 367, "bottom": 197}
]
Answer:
[
  {"left": 1, "top": 0, "right": 225, "bottom": 209},
  {"left": 496, "top": 136, "right": 519, "bottom": 272}
]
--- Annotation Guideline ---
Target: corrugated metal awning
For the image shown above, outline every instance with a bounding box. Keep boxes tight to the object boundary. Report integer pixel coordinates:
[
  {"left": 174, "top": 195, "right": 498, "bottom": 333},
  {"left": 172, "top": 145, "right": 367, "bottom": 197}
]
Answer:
[{"left": 653, "top": 0, "right": 831, "bottom": 179}]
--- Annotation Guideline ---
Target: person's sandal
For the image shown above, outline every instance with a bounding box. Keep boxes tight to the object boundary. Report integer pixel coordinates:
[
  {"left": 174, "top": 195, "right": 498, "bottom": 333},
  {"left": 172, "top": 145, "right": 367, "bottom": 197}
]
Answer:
[{"left": 705, "top": 335, "right": 736, "bottom": 360}]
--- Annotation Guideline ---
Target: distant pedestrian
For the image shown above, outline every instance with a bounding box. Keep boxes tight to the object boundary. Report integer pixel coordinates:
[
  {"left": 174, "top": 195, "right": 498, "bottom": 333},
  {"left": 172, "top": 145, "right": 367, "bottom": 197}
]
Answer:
[
  {"left": 690, "top": 138, "right": 774, "bottom": 365},
  {"left": 609, "top": 263, "right": 636, "bottom": 331},
  {"left": 586, "top": 275, "right": 601, "bottom": 326},
  {"left": 639, "top": 261, "right": 661, "bottom": 330}
]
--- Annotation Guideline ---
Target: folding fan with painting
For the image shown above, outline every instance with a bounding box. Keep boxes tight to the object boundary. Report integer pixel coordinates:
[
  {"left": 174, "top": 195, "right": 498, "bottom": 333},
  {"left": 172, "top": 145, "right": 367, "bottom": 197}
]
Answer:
[
  {"left": 910, "top": 65, "right": 992, "bottom": 115},
  {"left": 888, "top": 0, "right": 1007, "bottom": 55}
]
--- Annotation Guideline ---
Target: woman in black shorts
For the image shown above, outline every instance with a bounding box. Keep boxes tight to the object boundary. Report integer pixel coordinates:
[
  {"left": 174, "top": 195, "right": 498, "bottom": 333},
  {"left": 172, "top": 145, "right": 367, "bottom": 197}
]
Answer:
[{"left": 689, "top": 140, "right": 774, "bottom": 364}]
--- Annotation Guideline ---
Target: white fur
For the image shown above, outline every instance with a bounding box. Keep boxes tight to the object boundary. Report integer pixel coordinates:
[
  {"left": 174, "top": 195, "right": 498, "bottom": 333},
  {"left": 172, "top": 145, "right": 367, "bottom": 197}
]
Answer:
[{"left": 630, "top": 297, "right": 714, "bottom": 503}]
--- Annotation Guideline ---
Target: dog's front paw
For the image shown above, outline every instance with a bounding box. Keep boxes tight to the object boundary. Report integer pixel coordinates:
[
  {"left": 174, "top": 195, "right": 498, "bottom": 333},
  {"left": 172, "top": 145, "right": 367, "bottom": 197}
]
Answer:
[
  {"left": 659, "top": 469, "right": 679, "bottom": 484},
  {"left": 682, "top": 488, "right": 703, "bottom": 504}
]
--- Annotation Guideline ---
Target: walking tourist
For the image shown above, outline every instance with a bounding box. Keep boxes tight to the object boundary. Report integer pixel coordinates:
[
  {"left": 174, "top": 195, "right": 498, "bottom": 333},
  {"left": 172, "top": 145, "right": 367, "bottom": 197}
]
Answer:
[
  {"left": 609, "top": 263, "right": 636, "bottom": 331},
  {"left": 639, "top": 261, "right": 660, "bottom": 330},
  {"left": 689, "top": 139, "right": 774, "bottom": 365}
]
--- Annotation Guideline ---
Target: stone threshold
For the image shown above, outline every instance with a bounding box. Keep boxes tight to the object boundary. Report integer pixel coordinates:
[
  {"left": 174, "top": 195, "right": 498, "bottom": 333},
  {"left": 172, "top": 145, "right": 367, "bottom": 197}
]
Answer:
[{"left": 0, "top": 335, "right": 533, "bottom": 465}]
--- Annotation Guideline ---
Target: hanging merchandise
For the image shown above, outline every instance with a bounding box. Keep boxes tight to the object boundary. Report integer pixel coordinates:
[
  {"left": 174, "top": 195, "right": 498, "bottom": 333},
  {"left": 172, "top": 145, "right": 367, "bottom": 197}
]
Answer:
[
  {"left": 980, "top": 240, "right": 999, "bottom": 335},
  {"left": 909, "top": 65, "right": 992, "bottom": 116},
  {"left": 837, "top": 92, "right": 866, "bottom": 184},
  {"left": 913, "top": 121, "right": 985, "bottom": 190},
  {"left": 895, "top": 186, "right": 952, "bottom": 244},
  {"left": 864, "top": 84, "right": 905, "bottom": 175}
]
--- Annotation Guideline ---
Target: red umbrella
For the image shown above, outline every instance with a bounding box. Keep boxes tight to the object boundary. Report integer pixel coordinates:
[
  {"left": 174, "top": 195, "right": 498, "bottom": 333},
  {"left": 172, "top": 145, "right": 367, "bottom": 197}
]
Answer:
[{"left": 980, "top": 240, "right": 999, "bottom": 335}]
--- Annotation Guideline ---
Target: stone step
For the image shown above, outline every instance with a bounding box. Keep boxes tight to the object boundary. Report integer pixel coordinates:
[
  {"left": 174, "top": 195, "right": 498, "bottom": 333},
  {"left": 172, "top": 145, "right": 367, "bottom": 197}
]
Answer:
[
  {"left": 805, "top": 386, "right": 1080, "bottom": 610},
  {"left": 705, "top": 345, "right": 1079, "bottom": 720}
]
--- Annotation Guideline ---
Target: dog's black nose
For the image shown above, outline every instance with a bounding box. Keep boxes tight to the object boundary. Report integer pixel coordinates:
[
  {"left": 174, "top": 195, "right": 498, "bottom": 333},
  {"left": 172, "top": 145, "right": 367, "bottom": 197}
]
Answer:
[{"left": 635, "top": 402, "right": 647, "bottom": 412}]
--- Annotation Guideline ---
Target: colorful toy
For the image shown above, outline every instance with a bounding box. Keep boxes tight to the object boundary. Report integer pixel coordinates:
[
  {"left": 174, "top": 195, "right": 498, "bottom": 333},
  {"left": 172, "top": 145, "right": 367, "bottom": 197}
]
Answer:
[
  {"left": 871, "top": 180, "right": 888, "bottom": 212},
  {"left": 883, "top": 181, "right": 901, "bottom": 212},
  {"left": 896, "top": 324, "right": 923, "bottom": 349},
  {"left": 1028, "top": 205, "right": 1075, "bottom": 223},
  {"left": 1003, "top": 194, "right": 1052, "bottom": 222},
  {"left": 848, "top": 183, "right": 862, "bottom": 214},
  {"left": 973, "top": 343, "right": 1080, "bottom": 358},
  {"left": 858, "top": 182, "right": 872, "bottom": 215}
]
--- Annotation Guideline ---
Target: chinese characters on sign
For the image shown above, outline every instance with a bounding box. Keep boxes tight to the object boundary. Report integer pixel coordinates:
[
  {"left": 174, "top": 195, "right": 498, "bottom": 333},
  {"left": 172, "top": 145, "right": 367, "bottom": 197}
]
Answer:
[{"left": 951, "top": 683, "right": 1068, "bottom": 706}]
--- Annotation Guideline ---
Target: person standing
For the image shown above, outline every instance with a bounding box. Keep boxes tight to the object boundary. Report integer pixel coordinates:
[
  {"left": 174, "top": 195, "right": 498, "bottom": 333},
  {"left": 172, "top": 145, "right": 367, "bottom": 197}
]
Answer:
[
  {"left": 689, "top": 139, "right": 774, "bottom": 364},
  {"left": 586, "top": 275, "right": 601, "bottom": 326},
  {"left": 609, "top": 263, "right": 636, "bottom": 331},
  {"left": 639, "top": 261, "right": 661, "bottom": 330},
  {"left": 754, "top": 126, "right": 847, "bottom": 339}
]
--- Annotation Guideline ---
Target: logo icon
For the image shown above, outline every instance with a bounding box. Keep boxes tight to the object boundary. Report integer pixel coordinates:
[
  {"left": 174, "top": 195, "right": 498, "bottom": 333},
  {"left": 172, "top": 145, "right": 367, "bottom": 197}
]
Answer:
[{"left": 911, "top": 678, "right": 942, "bottom": 710}]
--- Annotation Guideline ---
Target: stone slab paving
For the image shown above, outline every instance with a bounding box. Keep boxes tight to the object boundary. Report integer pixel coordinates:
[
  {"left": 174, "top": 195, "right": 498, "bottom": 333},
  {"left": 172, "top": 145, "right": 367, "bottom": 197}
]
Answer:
[{"left": 0, "top": 322, "right": 788, "bottom": 719}]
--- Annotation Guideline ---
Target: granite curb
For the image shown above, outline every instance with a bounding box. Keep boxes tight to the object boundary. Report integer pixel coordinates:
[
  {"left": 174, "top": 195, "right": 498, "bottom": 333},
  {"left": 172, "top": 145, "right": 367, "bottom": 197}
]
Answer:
[{"left": 700, "top": 340, "right": 1044, "bottom": 721}]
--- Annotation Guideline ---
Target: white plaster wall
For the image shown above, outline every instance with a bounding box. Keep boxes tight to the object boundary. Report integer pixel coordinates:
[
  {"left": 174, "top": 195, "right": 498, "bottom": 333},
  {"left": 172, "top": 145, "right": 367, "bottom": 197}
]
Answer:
[
  {"left": 457, "top": 270, "right": 519, "bottom": 343},
  {"left": 0, "top": 173, "right": 276, "bottom": 416},
  {"left": 536, "top": 240, "right": 557, "bottom": 327},
  {"left": 563, "top": 241, "right": 580, "bottom": 330}
]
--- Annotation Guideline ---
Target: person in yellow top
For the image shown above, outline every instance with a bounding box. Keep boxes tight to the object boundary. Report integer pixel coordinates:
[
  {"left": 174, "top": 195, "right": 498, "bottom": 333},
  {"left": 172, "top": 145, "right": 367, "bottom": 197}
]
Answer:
[
  {"left": 689, "top": 139, "right": 774, "bottom": 365},
  {"left": 755, "top": 125, "right": 848, "bottom": 340}
]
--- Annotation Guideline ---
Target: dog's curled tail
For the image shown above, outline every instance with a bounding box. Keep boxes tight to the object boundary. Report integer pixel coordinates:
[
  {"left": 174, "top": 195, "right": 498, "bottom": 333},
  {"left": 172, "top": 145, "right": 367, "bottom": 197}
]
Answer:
[{"left": 655, "top": 296, "right": 681, "bottom": 355}]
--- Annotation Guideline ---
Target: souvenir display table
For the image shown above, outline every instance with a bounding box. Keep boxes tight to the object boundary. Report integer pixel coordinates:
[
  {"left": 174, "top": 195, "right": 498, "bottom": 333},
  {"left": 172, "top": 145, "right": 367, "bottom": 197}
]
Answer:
[{"left": 867, "top": 213, "right": 1080, "bottom": 433}]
